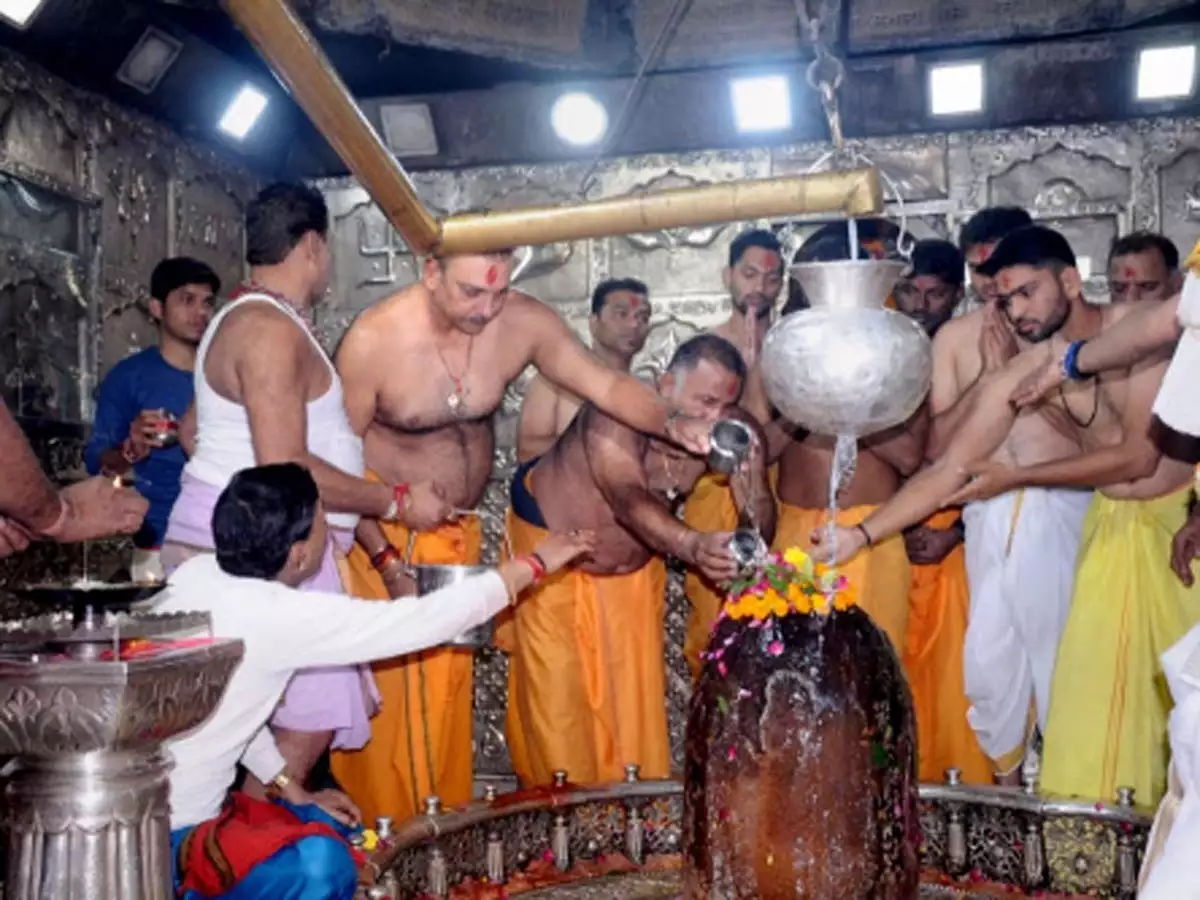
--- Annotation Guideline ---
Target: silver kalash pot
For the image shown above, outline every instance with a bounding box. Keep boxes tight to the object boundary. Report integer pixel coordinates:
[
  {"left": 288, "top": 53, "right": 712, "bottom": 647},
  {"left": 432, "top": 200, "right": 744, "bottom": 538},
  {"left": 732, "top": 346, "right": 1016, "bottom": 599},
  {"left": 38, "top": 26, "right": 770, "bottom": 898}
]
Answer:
[{"left": 761, "top": 259, "right": 932, "bottom": 438}]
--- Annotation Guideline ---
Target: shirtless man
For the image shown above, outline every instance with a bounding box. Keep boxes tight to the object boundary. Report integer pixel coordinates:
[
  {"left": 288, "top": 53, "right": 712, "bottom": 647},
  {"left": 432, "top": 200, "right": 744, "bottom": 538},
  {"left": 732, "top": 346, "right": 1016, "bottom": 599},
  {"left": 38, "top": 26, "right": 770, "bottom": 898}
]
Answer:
[
  {"left": 505, "top": 334, "right": 776, "bottom": 785},
  {"left": 331, "top": 250, "right": 712, "bottom": 824},
  {"left": 165, "top": 183, "right": 433, "bottom": 791},
  {"left": 518, "top": 277, "right": 651, "bottom": 461},
  {"left": 1108, "top": 231, "right": 1180, "bottom": 304},
  {"left": 821, "top": 225, "right": 1199, "bottom": 806},
  {"left": 863, "top": 208, "right": 1087, "bottom": 784},
  {"left": 682, "top": 229, "right": 785, "bottom": 677}
]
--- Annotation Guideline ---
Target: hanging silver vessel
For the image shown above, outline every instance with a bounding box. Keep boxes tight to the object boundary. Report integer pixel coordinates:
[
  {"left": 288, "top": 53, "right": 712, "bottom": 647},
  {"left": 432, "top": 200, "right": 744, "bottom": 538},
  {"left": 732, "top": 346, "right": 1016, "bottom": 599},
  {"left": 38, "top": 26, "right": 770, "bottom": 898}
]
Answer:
[{"left": 760, "top": 258, "right": 932, "bottom": 438}]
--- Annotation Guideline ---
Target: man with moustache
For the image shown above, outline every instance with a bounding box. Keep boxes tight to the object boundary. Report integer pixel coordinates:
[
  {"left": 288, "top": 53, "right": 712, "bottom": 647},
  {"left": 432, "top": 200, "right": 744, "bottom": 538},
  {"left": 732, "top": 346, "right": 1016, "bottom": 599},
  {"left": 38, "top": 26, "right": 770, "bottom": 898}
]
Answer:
[
  {"left": 518, "top": 278, "right": 652, "bottom": 461},
  {"left": 165, "top": 183, "right": 437, "bottom": 793},
  {"left": 821, "top": 225, "right": 1199, "bottom": 806},
  {"left": 331, "top": 249, "right": 713, "bottom": 824},
  {"left": 892, "top": 240, "right": 992, "bottom": 785},
  {"left": 1108, "top": 231, "right": 1180, "bottom": 304},
  {"left": 86, "top": 257, "right": 219, "bottom": 583},
  {"left": 505, "top": 335, "right": 775, "bottom": 786},
  {"left": 682, "top": 229, "right": 785, "bottom": 678}
]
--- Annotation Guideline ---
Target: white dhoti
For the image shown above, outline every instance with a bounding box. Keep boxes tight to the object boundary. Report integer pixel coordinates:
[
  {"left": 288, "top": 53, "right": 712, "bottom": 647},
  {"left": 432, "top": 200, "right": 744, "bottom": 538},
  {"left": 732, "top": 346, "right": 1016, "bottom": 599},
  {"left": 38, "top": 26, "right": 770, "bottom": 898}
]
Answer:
[
  {"left": 1140, "top": 624, "right": 1200, "bottom": 898},
  {"left": 962, "top": 487, "right": 1092, "bottom": 771}
]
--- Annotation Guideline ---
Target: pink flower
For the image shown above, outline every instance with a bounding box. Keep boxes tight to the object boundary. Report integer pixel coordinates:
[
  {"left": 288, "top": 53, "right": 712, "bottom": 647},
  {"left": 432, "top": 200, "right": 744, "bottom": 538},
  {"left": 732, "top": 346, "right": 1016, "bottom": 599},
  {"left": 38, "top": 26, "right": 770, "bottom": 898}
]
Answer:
[
  {"left": 727, "top": 746, "right": 737, "bottom": 761},
  {"left": 767, "top": 640, "right": 784, "bottom": 657},
  {"left": 738, "top": 688, "right": 751, "bottom": 699},
  {"left": 717, "top": 661, "right": 728, "bottom": 676}
]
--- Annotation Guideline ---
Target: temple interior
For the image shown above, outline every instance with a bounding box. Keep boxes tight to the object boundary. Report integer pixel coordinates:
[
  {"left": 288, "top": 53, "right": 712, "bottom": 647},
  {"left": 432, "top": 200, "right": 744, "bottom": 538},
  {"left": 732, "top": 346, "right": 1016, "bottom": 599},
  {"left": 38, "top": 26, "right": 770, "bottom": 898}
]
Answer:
[{"left": 3, "top": 0, "right": 1200, "bottom": 898}]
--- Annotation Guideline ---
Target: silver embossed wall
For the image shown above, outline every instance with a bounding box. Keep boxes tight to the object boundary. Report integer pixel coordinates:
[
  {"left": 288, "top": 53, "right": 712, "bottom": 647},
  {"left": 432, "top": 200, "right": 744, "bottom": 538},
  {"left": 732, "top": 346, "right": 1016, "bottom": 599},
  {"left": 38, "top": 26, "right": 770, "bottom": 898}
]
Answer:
[
  {"left": 313, "top": 114, "right": 1200, "bottom": 788},
  {"left": 0, "top": 47, "right": 258, "bottom": 611},
  {"left": 0, "top": 49, "right": 258, "bottom": 426}
]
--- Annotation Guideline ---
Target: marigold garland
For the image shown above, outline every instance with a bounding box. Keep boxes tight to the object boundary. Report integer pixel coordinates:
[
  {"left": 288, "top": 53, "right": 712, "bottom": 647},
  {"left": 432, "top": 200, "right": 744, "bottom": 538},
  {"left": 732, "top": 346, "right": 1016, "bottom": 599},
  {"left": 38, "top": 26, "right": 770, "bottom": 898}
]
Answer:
[{"left": 721, "top": 547, "right": 858, "bottom": 621}]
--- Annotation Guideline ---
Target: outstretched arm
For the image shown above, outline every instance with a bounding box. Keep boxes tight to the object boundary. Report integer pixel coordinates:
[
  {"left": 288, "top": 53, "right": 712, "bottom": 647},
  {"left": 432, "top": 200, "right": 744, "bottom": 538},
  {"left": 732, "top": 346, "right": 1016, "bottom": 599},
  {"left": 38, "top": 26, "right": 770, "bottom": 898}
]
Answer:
[
  {"left": 522, "top": 297, "right": 705, "bottom": 452},
  {"left": 0, "top": 398, "right": 62, "bottom": 531},
  {"left": 997, "top": 352, "right": 1167, "bottom": 491},
  {"left": 581, "top": 406, "right": 699, "bottom": 559},
  {"left": 821, "top": 351, "right": 1043, "bottom": 564},
  {"left": 1075, "top": 295, "right": 1182, "bottom": 375}
]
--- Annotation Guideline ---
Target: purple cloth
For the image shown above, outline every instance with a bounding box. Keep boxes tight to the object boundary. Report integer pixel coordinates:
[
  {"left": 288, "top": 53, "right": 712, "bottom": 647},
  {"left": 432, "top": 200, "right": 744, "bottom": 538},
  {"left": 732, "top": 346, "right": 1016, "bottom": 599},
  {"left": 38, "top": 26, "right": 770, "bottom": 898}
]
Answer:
[{"left": 164, "top": 472, "right": 380, "bottom": 750}]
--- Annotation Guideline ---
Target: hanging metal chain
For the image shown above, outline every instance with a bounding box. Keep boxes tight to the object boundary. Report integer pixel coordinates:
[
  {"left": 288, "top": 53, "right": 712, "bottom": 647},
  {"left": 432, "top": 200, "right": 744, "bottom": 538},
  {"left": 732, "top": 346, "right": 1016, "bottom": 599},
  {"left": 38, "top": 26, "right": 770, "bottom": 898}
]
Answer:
[{"left": 794, "top": 0, "right": 846, "bottom": 151}]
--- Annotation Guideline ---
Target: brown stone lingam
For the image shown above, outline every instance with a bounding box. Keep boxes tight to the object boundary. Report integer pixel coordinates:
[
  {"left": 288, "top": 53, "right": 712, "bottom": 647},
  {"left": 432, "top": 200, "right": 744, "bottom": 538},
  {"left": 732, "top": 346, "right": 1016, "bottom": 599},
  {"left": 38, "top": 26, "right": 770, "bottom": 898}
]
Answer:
[{"left": 682, "top": 604, "right": 920, "bottom": 899}]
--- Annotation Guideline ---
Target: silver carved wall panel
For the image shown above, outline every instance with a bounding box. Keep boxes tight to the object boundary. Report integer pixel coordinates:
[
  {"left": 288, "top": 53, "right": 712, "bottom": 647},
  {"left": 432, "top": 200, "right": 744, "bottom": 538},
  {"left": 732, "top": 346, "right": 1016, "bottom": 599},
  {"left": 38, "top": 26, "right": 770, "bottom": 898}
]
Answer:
[
  {"left": 0, "top": 50, "right": 259, "bottom": 403},
  {"left": 315, "top": 113, "right": 1200, "bottom": 783}
]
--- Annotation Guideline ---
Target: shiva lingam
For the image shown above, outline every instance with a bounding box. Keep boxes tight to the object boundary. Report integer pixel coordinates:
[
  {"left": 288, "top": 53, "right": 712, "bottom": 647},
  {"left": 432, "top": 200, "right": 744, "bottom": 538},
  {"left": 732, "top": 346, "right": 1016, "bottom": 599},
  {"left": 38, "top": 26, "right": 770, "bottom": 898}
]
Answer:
[
  {"left": 0, "top": 587, "right": 243, "bottom": 900},
  {"left": 681, "top": 257, "right": 933, "bottom": 898}
]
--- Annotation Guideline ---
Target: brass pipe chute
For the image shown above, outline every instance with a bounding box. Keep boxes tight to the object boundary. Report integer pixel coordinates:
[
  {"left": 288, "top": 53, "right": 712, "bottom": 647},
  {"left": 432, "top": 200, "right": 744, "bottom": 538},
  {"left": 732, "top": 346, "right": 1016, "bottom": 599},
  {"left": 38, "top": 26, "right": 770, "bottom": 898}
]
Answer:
[
  {"left": 221, "top": 0, "right": 441, "bottom": 256},
  {"left": 222, "top": 0, "right": 885, "bottom": 256},
  {"left": 437, "top": 168, "right": 881, "bottom": 255}
]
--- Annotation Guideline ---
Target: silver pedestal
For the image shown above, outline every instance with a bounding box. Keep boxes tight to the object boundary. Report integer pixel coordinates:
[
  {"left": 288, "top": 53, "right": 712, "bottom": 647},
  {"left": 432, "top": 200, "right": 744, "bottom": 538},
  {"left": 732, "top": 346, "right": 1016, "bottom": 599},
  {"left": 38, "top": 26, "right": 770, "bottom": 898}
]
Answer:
[
  {"left": 0, "top": 608, "right": 243, "bottom": 900},
  {"left": 5, "top": 751, "right": 173, "bottom": 900}
]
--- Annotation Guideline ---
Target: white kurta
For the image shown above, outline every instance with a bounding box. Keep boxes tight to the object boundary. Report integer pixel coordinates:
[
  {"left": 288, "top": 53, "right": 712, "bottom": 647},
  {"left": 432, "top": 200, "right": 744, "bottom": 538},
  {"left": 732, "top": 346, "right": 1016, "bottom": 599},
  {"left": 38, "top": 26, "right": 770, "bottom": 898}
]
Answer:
[
  {"left": 156, "top": 555, "right": 508, "bottom": 830},
  {"left": 962, "top": 487, "right": 1091, "bottom": 767}
]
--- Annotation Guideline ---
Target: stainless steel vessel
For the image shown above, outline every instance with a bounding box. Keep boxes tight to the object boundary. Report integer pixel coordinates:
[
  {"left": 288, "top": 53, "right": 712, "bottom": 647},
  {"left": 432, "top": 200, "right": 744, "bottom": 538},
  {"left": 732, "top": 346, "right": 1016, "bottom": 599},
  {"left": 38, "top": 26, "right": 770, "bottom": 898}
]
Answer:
[
  {"left": 413, "top": 565, "right": 496, "bottom": 649},
  {"left": 707, "top": 419, "right": 752, "bottom": 475},
  {"left": 0, "top": 601, "right": 242, "bottom": 900}
]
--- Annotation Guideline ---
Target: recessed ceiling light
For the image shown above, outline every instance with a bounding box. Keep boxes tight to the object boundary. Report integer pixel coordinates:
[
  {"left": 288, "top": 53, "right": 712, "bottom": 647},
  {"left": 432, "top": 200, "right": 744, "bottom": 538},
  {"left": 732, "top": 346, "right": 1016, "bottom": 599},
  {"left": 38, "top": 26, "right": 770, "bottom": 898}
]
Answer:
[
  {"left": 551, "top": 92, "right": 607, "bottom": 147},
  {"left": 929, "top": 61, "right": 984, "bottom": 116},
  {"left": 730, "top": 75, "right": 791, "bottom": 133},
  {"left": 379, "top": 102, "right": 439, "bottom": 158},
  {"left": 116, "top": 28, "right": 183, "bottom": 96},
  {"left": 1136, "top": 45, "right": 1196, "bottom": 101},
  {"left": 0, "top": 0, "right": 48, "bottom": 28},
  {"left": 219, "top": 85, "right": 268, "bottom": 140}
]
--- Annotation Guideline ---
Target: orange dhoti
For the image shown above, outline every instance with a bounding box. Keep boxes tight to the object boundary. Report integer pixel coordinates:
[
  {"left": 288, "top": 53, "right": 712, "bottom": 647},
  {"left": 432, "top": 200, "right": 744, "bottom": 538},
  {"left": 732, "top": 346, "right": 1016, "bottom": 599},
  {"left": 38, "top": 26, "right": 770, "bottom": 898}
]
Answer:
[
  {"left": 772, "top": 501, "right": 911, "bottom": 654},
  {"left": 504, "top": 509, "right": 670, "bottom": 786},
  {"left": 331, "top": 498, "right": 481, "bottom": 825},
  {"left": 682, "top": 474, "right": 739, "bottom": 681},
  {"left": 905, "top": 510, "right": 992, "bottom": 785}
]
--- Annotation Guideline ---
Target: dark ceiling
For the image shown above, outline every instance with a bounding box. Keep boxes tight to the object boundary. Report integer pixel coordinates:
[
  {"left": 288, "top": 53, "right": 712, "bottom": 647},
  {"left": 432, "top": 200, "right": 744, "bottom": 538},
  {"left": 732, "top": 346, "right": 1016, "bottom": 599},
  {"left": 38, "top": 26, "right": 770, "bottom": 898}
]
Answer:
[{"left": 2, "top": 0, "right": 1200, "bottom": 179}]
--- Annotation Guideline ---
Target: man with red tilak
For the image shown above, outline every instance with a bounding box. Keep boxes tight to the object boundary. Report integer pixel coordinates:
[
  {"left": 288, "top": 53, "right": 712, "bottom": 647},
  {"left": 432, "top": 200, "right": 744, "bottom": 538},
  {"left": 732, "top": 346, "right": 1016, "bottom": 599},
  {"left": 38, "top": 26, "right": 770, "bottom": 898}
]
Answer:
[{"left": 332, "top": 248, "right": 714, "bottom": 824}]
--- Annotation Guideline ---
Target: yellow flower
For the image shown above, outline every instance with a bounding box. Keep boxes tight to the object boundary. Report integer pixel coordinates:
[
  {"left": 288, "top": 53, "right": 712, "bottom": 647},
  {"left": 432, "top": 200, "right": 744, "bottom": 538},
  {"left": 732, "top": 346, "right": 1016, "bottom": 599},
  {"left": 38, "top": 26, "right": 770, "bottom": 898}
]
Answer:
[
  {"left": 764, "top": 589, "right": 790, "bottom": 618},
  {"left": 783, "top": 547, "right": 810, "bottom": 569},
  {"left": 833, "top": 588, "right": 857, "bottom": 611}
]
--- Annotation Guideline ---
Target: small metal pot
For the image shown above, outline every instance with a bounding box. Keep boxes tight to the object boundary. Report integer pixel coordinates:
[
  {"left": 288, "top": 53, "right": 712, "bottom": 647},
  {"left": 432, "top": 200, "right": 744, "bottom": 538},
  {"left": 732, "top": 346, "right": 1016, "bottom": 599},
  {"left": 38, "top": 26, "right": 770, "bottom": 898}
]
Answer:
[
  {"left": 728, "top": 528, "right": 767, "bottom": 570},
  {"left": 708, "top": 419, "right": 753, "bottom": 475},
  {"left": 413, "top": 565, "right": 496, "bottom": 649}
]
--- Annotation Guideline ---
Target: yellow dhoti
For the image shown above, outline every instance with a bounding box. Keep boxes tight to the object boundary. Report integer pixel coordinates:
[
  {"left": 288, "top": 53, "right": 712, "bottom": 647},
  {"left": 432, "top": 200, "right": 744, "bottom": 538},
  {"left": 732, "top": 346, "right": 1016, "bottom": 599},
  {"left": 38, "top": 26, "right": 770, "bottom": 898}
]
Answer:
[
  {"left": 905, "top": 510, "right": 992, "bottom": 785},
  {"left": 505, "top": 510, "right": 670, "bottom": 786},
  {"left": 682, "top": 474, "right": 739, "bottom": 681},
  {"left": 772, "top": 501, "right": 911, "bottom": 654},
  {"left": 331, "top": 491, "right": 481, "bottom": 824},
  {"left": 1041, "top": 486, "right": 1200, "bottom": 806}
]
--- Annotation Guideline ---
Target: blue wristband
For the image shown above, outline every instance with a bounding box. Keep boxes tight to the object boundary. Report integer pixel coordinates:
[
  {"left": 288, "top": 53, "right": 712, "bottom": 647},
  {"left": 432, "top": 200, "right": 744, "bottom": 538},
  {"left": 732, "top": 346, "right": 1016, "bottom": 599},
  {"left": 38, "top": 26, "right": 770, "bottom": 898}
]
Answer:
[{"left": 1061, "top": 340, "right": 1088, "bottom": 381}]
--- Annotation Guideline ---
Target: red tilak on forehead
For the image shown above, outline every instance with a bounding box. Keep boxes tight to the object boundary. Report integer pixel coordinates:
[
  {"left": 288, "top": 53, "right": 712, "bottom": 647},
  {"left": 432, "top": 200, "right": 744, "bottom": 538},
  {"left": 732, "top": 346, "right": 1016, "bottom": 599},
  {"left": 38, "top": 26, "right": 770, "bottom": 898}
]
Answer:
[
  {"left": 485, "top": 265, "right": 499, "bottom": 285},
  {"left": 969, "top": 245, "right": 994, "bottom": 265},
  {"left": 1121, "top": 266, "right": 1137, "bottom": 279},
  {"left": 998, "top": 272, "right": 1014, "bottom": 291},
  {"left": 628, "top": 295, "right": 643, "bottom": 309}
]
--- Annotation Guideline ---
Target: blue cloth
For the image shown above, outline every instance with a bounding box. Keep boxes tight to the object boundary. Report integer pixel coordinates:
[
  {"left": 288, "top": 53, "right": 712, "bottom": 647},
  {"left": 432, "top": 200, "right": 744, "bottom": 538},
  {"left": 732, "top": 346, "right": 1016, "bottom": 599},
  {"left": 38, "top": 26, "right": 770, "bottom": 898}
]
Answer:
[
  {"left": 84, "top": 347, "right": 192, "bottom": 547},
  {"left": 170, "top": 800, "right": 359, "bottom": 900}
]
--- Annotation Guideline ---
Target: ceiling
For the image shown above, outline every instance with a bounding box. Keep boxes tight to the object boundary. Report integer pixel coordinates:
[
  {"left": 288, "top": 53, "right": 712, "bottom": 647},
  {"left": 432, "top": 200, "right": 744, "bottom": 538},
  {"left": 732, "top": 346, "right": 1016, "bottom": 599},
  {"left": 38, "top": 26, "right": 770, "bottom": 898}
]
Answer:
[{"left": 2, "top": 0, "right": 1200, "bottom": 178}]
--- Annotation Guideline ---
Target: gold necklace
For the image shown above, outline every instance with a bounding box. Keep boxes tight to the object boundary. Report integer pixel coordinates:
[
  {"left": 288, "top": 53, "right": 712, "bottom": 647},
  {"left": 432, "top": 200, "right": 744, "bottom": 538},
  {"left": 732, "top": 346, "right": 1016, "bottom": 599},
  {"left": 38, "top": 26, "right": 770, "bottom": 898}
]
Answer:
[{"left": 434, "top": 336, "right": 474, "bottom": 418}]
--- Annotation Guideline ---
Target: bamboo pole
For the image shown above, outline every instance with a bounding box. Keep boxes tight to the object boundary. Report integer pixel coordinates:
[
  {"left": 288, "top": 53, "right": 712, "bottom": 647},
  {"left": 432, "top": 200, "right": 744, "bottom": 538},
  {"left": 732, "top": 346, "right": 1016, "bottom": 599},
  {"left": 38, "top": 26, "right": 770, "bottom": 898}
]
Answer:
[
  {"left": 222, "top": 0, "right": 884, "bottom": 256},
  {"left": 438, "top": 168, "right": 881, "bottom": 255},
  {"left": 222, "top": 0, "right": 441, "bottom": 256}
]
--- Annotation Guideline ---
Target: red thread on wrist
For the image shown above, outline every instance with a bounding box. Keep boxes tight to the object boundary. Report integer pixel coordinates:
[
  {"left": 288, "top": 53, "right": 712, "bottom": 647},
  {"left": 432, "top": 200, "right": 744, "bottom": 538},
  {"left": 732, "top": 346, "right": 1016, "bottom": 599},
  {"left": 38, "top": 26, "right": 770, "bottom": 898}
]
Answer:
[{"left": 521, "top": 553, "right": 547, "bottom": 582}]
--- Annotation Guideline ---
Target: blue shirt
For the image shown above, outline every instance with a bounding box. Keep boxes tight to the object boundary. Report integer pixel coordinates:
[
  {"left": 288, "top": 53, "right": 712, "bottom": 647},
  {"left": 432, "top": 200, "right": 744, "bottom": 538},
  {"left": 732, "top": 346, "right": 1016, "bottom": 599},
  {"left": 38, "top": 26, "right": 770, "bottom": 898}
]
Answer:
[{"left": 85, "top": 347, "right": 193, "bottom": 548}]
